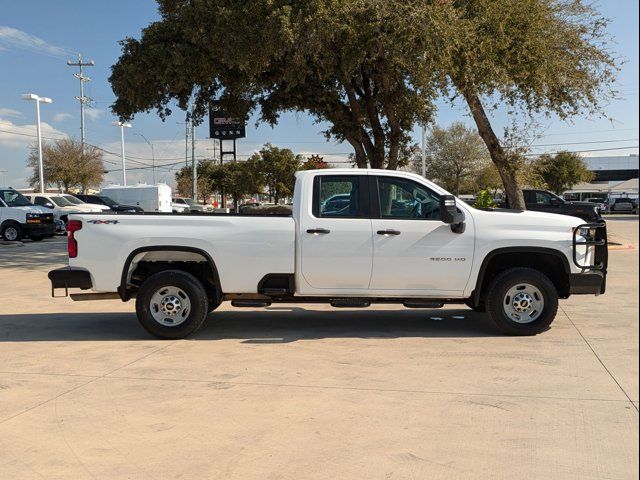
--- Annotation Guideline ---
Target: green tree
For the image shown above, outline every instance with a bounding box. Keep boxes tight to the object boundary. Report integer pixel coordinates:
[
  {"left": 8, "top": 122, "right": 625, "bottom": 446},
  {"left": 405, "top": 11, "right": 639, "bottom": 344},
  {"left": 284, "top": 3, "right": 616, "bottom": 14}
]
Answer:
[
  {"left": 250, "top": 144, "right": 302, "bottom": 204},
  {"left": 175, "top": 160, "right": 217, "bottom": 203},
  {"left": 301, "top": 155, "right": 330, "bottom": 170},
  {"left": 416, "top": 122, "right": 490, "bottom": 196},
  {"left": 27, "top": 137, "right": 104, "bottom": 193},
  {"left": 533, "top": 151, "right": 595, "bottom": 194},
  {"left": 441, "top": 0, "right": 618, "bottom": 208},
  {"left": 215, "top": 161, "right": 264, "bottom": 211},
  {"left": 110, "top": 0, "right": 618, "bottom": 208}
]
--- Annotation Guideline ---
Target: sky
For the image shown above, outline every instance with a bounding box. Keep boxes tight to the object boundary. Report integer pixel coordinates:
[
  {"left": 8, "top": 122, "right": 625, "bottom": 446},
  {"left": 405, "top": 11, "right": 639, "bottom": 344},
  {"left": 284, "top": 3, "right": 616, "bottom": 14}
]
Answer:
[{"left": 0, "top": 0, "right": 638, "bottom": 189}]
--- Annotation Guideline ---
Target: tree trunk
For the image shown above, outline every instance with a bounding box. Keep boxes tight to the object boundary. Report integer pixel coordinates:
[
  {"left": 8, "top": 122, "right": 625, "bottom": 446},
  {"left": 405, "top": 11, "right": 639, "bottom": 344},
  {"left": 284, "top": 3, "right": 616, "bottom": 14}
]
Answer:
[{"left": 461, "top": 90, "right": 526, "bottom": 210}]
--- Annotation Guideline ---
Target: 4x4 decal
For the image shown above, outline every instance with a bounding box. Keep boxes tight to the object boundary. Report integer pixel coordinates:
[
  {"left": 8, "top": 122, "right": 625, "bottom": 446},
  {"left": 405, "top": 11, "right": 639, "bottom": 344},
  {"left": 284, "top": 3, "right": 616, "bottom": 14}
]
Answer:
[{"left": 87, "top": 220, "right": 119, "bottom": 224}]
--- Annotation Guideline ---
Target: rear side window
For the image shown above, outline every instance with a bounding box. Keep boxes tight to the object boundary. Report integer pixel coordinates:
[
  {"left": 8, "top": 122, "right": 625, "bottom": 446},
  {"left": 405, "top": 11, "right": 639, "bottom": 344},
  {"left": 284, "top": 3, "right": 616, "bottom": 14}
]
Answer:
[{"left": 312, "top": 175, "right": 369, "bottom": 218}]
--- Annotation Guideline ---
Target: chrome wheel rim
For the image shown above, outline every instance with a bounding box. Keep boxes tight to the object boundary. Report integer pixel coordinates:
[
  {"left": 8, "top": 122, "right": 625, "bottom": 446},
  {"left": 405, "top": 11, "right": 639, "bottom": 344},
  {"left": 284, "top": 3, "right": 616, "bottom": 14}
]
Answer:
[
  {"left": 149, "top": 286, "right": 191, "bottom": 327},
  {"left": 4, "top": 227, "right": 18, "bottom": 241},
  {"left": 503, "top": 283, "right": 544, "bottom": 324}
]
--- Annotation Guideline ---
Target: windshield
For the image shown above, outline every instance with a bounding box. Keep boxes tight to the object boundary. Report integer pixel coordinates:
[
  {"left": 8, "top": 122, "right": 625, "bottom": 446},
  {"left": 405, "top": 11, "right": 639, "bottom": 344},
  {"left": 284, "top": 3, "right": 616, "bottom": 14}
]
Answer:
[
  {"left": 183, "top": 198, "right": 196, "bottom": 206},
  {"left": 99, "top": 196, "right": 117, "bottom": 207},
  {"left": 0, "top": 190, "right": 33, "bottom": 207},
  {"left": 63, "top": 195, "right": 84, "bottom": 205},
  {"left": 49, "top": 196, "right": 74, "bottom": 207}
]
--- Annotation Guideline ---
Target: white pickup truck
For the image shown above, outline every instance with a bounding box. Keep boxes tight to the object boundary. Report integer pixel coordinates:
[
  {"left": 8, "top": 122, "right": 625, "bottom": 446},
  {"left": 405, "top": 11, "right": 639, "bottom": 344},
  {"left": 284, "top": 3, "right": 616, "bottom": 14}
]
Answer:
[{"left": 49, "top": 169, "right": 608, "bottom": 339}]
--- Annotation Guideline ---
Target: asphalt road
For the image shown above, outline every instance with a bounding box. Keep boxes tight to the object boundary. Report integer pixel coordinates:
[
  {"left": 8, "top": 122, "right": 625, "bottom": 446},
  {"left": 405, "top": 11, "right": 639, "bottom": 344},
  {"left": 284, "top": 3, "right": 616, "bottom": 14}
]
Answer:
[{"left": 0, "top": 216, "right": 638, "bottom": 479}]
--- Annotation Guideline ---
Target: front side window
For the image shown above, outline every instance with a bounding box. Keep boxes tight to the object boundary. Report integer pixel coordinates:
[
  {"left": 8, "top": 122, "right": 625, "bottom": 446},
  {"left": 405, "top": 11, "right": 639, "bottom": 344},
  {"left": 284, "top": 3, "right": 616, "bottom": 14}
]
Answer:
[
  {"left": 34, "top": 196, "right": 52, "bottom": 207},
  {"left": 49, "top": 196, "right": 73, "bottom": 207},
  {"left": 314, "top": 176, "right": 365, "bottom": 218},
  {"left": 64, "top": 195, "right": 83, "bottom": 205},
  {"left": 534, "top": 191, "right": 555, "bottom": 205},
  {"left": 376, "top": 176, "right": 441, "bottom": 220}
]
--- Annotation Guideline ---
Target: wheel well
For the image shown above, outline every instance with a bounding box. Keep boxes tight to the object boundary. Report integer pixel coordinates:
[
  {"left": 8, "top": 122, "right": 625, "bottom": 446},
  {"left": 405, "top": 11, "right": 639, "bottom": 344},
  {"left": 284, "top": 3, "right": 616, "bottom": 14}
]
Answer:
[
  {"left": 474, "top": 251, "right": 570, "bottom": 304},
  {"left": 1, "top": 219, "right": 20, "bottom": 229},
  {"left": 121, "top": 248, "right": 221, "bottom": 305}
]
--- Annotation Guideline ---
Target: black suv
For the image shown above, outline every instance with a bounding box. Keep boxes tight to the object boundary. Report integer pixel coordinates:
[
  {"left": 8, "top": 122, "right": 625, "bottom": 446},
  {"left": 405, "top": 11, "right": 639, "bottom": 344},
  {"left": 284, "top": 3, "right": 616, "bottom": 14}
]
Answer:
[
  {"left": 503, "top": 189, "right": 601, "bottom": 222},
  {"left": 74, "top": 194, "right": 143, "bottom": 213}
]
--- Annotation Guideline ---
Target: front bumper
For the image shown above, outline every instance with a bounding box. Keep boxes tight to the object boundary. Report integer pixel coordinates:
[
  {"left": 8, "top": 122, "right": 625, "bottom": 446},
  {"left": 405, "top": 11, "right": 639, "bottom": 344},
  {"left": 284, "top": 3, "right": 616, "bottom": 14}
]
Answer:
[
  {"left": 23, "top": 222, "right": 56, "bottom": 237},
  {"left": 48, "top": 267, "right": 93, "bottom": 297}
]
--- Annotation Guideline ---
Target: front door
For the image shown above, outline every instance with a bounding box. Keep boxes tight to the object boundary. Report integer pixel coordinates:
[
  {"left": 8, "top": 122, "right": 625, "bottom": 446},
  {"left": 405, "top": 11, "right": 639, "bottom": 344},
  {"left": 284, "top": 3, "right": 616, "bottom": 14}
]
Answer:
[
  {"left": 299, "top": 174, "right": 373, "bottom": 290},
  {"left": 369, "top": 175, "right": 474, "bottom": 295}
]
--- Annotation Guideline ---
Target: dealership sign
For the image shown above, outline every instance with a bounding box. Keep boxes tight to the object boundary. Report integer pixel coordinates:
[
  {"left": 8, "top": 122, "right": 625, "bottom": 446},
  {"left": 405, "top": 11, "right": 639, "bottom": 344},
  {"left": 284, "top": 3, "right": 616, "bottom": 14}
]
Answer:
[{"left": 209, "top": 104, "right": 246, "bottom": 140}]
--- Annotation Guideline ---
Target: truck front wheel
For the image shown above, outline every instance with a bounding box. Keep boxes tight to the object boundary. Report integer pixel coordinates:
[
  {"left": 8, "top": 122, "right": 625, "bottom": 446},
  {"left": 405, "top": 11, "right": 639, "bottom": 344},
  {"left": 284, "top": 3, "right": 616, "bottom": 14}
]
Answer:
[
  {"left": 1, "top": 222, "right": 23, "bottom": 242},
  {"left": 135, "top": 270, "right": 209, "bottom": 339},
  {"left": 485, "top": 268, "right": 558, "bottom": 336}
]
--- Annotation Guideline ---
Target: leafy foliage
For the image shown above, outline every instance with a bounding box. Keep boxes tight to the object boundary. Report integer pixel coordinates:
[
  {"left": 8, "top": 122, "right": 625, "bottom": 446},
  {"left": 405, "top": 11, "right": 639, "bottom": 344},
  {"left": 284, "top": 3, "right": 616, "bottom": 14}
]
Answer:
[
  {"left": 473, "top": 188, "right": 497, "bottom": 209},
  {"left": 301, "top": 155, "right": 330, "bottom": 170},
  {"left": 111, "top": 0, "right": 618, "bottom": 208},
  {"left": 27, "top": 137, "right": 104, "bottom": 192},
  {"left": 415, "top": 122, "right": 490, "bottom": 196},
  {"left": 532, "top": 151, "right": 595, "bottom": 194},
  {"left": 249, "top": 144, "right": 302, "bottom": 203}
]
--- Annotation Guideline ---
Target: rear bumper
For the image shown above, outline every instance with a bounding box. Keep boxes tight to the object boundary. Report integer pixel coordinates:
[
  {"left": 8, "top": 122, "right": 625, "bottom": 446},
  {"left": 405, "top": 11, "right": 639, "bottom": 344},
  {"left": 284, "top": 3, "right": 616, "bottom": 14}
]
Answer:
[
  {"left": 569, "top": 271, "right": 605, "bottom": 295},
  {"left": 48, "top": 267, "right": 93, "bottom": 296}
]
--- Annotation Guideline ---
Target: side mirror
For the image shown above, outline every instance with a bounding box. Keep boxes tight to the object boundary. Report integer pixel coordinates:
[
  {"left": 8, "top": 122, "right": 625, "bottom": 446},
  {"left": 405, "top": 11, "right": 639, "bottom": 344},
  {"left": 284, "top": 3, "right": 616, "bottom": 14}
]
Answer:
[
  {"left": 44, "top": 202, "right": 54, "bottom": 209},
  {"left": 550, "top": 198, "right": 560, "bottom": 205},
  {"left": 440, "top": 195, "right": 466, "bottom": 233}
]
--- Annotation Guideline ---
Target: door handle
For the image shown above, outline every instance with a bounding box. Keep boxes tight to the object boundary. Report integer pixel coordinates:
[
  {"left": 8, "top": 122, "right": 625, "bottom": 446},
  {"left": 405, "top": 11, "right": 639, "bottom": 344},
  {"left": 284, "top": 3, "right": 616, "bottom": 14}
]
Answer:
[
  {"left": 307, "top": 228, "right": 331, "bottom": 234},
  {"left": 377, "top": 229, "right": 401, "bottom": 236}
]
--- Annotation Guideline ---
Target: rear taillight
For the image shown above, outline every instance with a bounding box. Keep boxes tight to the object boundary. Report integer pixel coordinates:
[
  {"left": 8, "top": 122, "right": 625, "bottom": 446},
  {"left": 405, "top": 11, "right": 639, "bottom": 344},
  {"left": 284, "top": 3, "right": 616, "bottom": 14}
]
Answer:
[{"left": 67, "top": 220, "right": 82, "bottom": 258}]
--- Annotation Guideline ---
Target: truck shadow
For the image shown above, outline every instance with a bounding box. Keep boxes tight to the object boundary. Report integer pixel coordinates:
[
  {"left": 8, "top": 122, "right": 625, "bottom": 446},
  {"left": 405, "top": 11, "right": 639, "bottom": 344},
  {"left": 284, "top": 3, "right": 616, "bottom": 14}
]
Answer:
[{"left": 0, "top": 308, "right": 502, "bottom": 342}]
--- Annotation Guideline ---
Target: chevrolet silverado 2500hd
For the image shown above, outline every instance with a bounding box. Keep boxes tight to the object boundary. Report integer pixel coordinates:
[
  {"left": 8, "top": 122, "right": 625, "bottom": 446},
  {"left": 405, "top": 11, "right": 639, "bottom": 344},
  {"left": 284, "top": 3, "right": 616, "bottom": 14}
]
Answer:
[{"left": 48, "top": 169, "right": 608, "bottom": 339}]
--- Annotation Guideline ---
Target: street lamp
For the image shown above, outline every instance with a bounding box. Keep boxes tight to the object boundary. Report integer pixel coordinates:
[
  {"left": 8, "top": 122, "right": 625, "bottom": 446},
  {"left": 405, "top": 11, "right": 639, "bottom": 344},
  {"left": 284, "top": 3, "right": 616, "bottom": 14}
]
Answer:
[
  {"left": 134, "top": 132, "right": 156, "bottom": 185},
  {"left": 22, "top": 93, "right": 52, "bottom": 193},
  {"left": 112, "top": 121, "right": 132, "bottom": 185}
]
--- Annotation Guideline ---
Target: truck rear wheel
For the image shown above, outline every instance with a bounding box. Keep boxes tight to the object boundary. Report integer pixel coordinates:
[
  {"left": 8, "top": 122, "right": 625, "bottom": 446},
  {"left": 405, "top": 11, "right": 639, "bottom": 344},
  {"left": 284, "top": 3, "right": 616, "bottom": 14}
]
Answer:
[
  {"left": 485, "top": 267, "right": 558, "bottom": 336},
  {"left": 135, "top": 270, "right": 209, "bottom": 339}
]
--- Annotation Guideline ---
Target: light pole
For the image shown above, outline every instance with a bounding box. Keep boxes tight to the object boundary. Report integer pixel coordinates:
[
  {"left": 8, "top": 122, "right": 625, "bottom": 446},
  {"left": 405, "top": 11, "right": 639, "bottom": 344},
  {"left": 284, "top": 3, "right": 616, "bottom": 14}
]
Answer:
[
  {"left": 22, "top": 93, "right": 52, "bottom": 193},
  {"left": 134, "top": 133, "right": 156, "bottom": 184},
  {"left": 113, "top": 121, "right": 131, "bottom": 185},
  {"left": 421, "top": 123, "right": 427, "bottom": 178}
]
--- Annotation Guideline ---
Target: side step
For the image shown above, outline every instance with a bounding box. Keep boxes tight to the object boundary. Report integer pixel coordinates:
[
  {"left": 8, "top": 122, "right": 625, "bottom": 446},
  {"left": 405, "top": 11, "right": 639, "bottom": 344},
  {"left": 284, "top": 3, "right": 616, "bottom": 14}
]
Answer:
[
  {"left": 231, "top": 300, "right": 272, "bottom": 308},
  {"left": 402, "top": 301, "right": 444, "bottom": 309},
  {"left": 330, "top": 299, "right": 371, "bottom": 308}
]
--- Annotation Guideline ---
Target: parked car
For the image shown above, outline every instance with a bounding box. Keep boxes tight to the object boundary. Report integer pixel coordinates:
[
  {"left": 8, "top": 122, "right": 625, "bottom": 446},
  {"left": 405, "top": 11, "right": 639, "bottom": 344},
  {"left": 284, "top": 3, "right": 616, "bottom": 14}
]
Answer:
[
  {"left": 74, "top": 194, "right": 143, "bottom": 213},
  {"left": 585, "top": 198, "right": 609, "bottom": 214},
  {"left": 171, "top": 201, "right": 189, "bottom": 214},
  {"left": 503, "top": 189, "right": 601, "bottom": 222},
  {"left": 0, "top": 188, "right": 55, "bottom": 241},
  {"left": 610, "top": 197, "right": 637, "bottom": 213},
  {"left": 49, "top": 169, "right": 607, "bottom": 340},
  {"left": 172, "top": 197, "right": 212, "bottom": 213},
  {"left": 60, "top": 193, "right": 110, "bottom": 212},
  {"left": 23, "top": 193, "right": 102, "bottom": 223}
]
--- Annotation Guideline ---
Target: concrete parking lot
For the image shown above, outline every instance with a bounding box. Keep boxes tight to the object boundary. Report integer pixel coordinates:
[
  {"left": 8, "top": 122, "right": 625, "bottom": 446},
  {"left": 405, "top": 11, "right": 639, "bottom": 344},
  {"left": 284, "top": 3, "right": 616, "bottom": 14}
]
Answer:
[{"left": 1, "top": 216, "right": 638, "bottom": 479}]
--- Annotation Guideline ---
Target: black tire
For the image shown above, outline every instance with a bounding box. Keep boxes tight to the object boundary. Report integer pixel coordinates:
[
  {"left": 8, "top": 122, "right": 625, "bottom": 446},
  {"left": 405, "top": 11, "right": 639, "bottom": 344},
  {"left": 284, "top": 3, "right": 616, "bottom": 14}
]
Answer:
[
  {"left": 485, "top": 267, "right": 558, "bottom": 336},
  {"left": 1, "top": 222, "right": 23, "bottom": 242},
  {"left": 135, "top": 270, "right": 209, "bottom": 339},
  {"left": 29, "top": 235, "right": 45, "bottom": 242}
]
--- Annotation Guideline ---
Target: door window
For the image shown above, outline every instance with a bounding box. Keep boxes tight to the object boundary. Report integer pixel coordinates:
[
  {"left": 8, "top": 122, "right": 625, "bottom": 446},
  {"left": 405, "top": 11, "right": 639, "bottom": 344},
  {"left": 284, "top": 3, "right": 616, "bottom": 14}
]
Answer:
[
  {"left": 376, "top": 176, "right": 441, "bottom": 220},
  {"left": 34, "top": 196, "right": 52, "bottom": 208},
  {"left": 534, "top": 191, "right": 555, "bottom": 205},
  {"left": 313, "top": 176, "right": 367, "bottom": 218}
]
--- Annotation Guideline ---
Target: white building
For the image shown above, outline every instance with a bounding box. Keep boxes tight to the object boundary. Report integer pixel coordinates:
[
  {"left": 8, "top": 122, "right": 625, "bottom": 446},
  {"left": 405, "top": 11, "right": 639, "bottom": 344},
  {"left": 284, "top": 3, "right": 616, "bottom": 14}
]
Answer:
[{"left": 582, "top": 154, "right": 638, "bottom": 184}]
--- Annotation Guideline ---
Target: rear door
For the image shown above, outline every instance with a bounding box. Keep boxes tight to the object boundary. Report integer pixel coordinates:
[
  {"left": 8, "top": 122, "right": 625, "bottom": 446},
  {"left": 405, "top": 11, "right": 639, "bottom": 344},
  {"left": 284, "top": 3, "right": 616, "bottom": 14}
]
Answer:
[
  {"left": 369, "top": 175, "right": 474, "bottom": 295},
  {"left": 299, "top": 174, "right": 373, "bottom": 290}
]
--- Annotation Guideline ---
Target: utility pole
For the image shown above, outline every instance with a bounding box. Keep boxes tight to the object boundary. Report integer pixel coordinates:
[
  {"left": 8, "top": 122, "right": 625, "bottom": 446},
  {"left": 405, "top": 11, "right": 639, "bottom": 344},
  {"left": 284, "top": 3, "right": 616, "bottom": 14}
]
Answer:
[
  {"left": 192, "top": 124, "right": 197, "bottom": 200},
  {"left": 135, "top": 133, "right": 156, "bottom": 184},
  {"left": 177, "top": 119, "right": 190, "bottom": 167},
  {"left": 421, "top": 123, "right": 427, "bottom": 178},
  {"left": 113, "top": 121, "right": 131, "bottom": 185},
  {"left": 66, "top": 54, "right": 94, "bottom": 147}
]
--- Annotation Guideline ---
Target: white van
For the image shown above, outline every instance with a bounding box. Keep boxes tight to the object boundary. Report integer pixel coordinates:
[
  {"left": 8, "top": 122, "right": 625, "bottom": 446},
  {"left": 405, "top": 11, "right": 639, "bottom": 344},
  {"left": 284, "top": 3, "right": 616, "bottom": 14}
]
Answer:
[
  {"left": 0, "top": 189, "right": 56, "bottom": 241},
  {"left": 100, "top": 184, "right": 172, "bottom": 213}
]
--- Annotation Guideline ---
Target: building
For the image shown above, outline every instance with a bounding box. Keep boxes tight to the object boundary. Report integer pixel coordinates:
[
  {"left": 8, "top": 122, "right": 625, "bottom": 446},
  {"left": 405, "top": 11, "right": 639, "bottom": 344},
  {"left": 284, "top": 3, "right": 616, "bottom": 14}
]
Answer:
[{"left": 581, "top": 154, "right": 639, "bottom": 184}]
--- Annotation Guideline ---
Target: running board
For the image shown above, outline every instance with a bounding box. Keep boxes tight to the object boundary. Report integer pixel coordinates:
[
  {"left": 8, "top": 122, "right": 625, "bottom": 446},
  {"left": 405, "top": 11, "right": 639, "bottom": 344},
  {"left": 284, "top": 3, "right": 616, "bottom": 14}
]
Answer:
[
  {"left": 402, "top": 301, "right": 444, "bottom": 309},
  {"left": 330, "top": 299, "right": 372, "bottom": 308},
  {"left": 70, "top": 292, "right": 123, "bottom": 301},
  {"left": 231, "top": 300, "right": 273, "bottom": 308}
]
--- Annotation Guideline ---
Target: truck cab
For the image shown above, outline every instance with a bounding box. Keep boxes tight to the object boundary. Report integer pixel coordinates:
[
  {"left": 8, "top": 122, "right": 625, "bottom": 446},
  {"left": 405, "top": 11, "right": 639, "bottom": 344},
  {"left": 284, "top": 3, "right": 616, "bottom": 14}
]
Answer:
[
  {"left": 49, "top": 169, "right": 607, "bottom": 339},
  {"left": 507, "top": 189, "right": 602, "bottom": 222}
]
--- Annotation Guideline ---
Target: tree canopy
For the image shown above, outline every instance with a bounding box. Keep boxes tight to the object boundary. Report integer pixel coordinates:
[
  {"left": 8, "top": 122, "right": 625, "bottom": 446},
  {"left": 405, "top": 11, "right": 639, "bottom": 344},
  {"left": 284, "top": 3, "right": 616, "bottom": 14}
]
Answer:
[
  {"left": 27, "top": 137, "right": 105, "bottom": 192},
  {"left": 111, "top": 0, "right": 618, "bottom": 208},
  {"left": 532, "top": 151, "right": 595, "bottom": 194}
]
